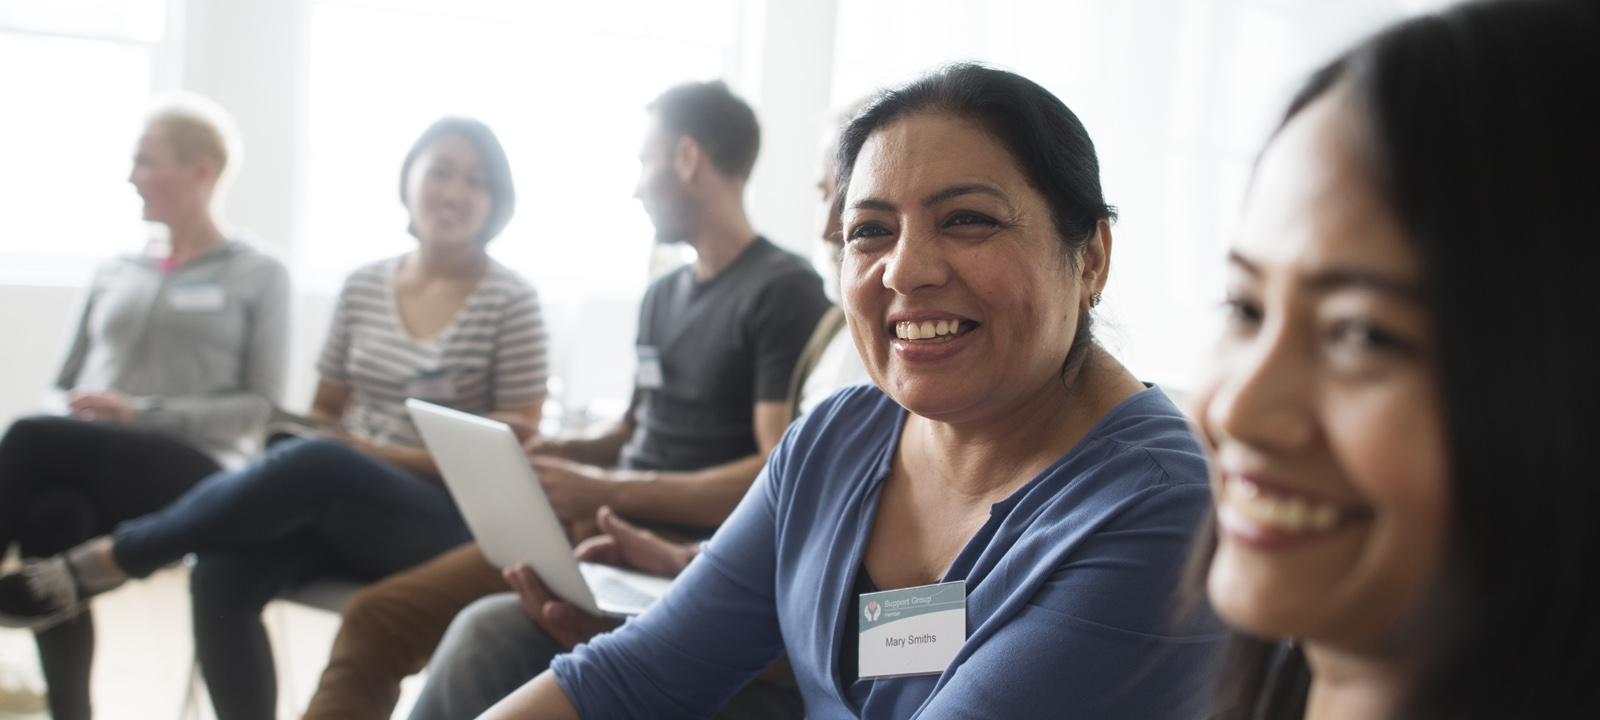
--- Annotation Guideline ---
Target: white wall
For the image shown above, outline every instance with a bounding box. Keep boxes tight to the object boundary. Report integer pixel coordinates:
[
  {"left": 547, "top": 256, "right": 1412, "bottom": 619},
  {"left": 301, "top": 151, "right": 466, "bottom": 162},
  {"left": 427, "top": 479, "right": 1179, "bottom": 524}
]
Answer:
[
  {"left": 182, "top": 0, "right": 310, "bottom": 261},
  {"left": 0, "top": 285, "right": 83, "bottom": 424},
  {"left": 740, "top": 0, "right": 839, "bottom": 256}
]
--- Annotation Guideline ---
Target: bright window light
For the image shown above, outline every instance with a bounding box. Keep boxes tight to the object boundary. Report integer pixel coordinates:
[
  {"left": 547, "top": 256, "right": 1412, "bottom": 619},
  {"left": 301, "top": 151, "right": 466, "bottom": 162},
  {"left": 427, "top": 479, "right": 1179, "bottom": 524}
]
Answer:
[
  {"left": 0, "top": 30, "right": 155, "bottom": 281},
  {"left": 304, "top": 0, "right": 734, "bottom": 303}
]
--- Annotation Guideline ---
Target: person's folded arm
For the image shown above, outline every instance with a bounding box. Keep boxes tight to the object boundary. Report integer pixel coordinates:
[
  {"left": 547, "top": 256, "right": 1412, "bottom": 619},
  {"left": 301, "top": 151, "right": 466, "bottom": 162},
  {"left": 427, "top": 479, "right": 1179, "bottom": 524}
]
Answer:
[
  {"left": 530, "top": 388, "right": 640, "bottom": 467},
  {"left": 534, "top": 399, "right": 789, "bottom": 528}
]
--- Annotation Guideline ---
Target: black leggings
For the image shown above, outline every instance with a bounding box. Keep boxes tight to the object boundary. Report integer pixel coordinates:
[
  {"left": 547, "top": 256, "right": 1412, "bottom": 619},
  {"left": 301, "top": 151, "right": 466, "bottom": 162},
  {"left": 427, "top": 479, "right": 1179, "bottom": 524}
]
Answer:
[{"left": 0, "top": 415, "right": 219, "bottom": 720}]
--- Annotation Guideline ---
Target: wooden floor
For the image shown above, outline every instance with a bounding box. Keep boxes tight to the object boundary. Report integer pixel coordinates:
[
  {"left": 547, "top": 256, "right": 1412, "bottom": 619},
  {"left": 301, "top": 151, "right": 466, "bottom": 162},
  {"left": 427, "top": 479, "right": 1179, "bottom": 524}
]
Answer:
[{"left": 0, "top": 565, "right": 425, "bottom": 719}]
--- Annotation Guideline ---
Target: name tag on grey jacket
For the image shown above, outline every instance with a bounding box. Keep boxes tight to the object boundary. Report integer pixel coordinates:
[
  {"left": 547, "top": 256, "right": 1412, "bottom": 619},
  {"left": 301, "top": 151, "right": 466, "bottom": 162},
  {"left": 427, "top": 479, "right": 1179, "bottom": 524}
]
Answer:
[{"left": 169, "top": 283, "right": 227, "bottom": 312}]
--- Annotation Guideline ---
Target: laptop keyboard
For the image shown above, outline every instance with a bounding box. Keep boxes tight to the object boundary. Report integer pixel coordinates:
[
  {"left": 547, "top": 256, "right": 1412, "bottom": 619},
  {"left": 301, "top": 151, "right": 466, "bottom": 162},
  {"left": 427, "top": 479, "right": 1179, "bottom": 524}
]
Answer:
[{"left": 594, "top": 575, "right": 659, "bottom": 609}]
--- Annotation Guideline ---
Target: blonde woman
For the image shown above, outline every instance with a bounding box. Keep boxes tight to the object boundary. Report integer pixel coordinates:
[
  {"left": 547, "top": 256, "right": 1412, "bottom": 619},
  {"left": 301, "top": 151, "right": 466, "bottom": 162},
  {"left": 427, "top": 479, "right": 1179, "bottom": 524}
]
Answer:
[{"left": 0, "top": 96, "right": 288, "bottom": 720}]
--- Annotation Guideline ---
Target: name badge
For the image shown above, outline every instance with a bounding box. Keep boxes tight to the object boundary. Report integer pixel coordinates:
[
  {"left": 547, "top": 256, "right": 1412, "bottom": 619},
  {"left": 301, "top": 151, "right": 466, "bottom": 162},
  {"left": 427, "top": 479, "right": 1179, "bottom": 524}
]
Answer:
[
  {"left": 406, "top": 369, "right": 454, "bottom": 400},
  {"left": 636, "top": 346, "right": 664, "bottom": 390},
  {"left": 168, "top": 283, "right": 226, "bottom": 312},
  {"left": 858, "top": 580, "right": 965, "bottom": 679}
]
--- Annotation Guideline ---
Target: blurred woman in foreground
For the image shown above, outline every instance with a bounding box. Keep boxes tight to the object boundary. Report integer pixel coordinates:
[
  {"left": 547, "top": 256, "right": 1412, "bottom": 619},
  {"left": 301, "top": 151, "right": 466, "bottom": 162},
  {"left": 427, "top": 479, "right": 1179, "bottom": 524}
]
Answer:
[{"left": 1191, "top": 0, "right": 1600, "bottom": 717}]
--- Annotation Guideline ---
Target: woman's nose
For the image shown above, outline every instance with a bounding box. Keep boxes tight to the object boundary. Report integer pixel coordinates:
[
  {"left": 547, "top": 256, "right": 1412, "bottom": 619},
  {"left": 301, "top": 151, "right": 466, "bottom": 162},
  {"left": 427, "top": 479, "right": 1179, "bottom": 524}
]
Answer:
[
  {"left": 1205, "top": 321, "right": 1318, "bottom": 452},
  {"left": 881, "top": 227, "right": 950, "bottom": 295}
]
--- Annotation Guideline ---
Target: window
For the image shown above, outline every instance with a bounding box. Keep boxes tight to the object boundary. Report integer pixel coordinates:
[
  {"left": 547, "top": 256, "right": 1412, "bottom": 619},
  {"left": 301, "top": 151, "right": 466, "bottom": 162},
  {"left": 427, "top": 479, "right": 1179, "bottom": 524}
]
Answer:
[{"left": 0, "top": 0, "right": 172, "bottom": 284}]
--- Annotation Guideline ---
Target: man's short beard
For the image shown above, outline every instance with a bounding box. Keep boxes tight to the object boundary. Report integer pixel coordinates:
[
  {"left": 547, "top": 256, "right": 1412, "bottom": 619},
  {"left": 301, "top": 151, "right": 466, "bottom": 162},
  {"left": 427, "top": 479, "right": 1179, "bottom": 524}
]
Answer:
[{"left": 652, "top": 226, "right": 684, "bottom": 245}]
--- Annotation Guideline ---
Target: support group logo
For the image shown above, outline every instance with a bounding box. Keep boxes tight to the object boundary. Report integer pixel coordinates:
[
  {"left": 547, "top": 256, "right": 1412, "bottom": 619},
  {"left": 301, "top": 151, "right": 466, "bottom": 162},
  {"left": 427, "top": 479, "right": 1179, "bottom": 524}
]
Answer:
[{"left": 864, "top": 600, "right": 881, "bottom": 622}]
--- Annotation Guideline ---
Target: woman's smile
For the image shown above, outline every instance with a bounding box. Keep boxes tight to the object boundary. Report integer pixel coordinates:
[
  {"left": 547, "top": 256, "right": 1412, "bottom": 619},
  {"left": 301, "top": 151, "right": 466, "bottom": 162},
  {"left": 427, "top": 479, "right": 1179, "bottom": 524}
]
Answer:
[{"left": 1215, "top": 472, "right": 1371, "bottom": 549}]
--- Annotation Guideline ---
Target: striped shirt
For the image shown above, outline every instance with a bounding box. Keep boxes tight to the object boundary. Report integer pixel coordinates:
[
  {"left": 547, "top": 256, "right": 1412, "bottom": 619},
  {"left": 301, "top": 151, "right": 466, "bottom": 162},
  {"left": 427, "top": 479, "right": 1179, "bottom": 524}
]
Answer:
[{"left": 317, "top": 256, "right": 547, "bottom": 448}]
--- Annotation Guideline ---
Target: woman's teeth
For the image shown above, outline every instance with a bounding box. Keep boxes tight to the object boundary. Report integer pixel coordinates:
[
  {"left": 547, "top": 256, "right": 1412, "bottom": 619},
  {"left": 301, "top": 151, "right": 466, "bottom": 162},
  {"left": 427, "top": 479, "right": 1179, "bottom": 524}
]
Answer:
[
  {"left": 1223, "top": 477, "right": 1343, "bottom": 533},
  {"left": 895, "top": 319, "right": 962, "bottom": 342}
]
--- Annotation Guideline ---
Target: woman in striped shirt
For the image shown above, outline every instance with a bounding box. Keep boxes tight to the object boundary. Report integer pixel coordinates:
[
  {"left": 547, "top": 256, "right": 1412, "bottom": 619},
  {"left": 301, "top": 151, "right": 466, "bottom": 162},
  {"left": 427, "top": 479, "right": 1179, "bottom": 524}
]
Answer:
[{"left": 0, "top": 117, "right": 548, "bottom": 720}]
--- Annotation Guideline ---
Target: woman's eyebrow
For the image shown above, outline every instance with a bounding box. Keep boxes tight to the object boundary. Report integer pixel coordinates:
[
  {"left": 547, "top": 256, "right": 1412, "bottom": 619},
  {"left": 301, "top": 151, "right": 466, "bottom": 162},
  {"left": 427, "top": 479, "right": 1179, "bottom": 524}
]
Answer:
[
  {"left": 847, "top": 197, "right": 896, "bottom": 213},
  {"left": 1301, "top": 266, "right": 1424, "bottom": 300},
  {"left": 1228, "top": 251, "right": 1421, "bottom": 300},
  {"left": 922, "top": 183, "right": 1009, "bottom": 209},
  {"left": 1226, "top": 250, "right": 1262, "bottom": 277},
  {"left": 847, "top": 184, "right": 1011, "bottom": 214}
]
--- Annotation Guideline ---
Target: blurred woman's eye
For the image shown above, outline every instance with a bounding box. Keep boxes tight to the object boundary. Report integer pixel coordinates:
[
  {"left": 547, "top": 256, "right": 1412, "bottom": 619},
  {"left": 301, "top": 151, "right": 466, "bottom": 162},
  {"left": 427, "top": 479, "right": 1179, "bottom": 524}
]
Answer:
[
  {"left": 1327, "top": 319, "right": 1413, "bottom": 355},
  {"left": 1221, "top": 292, "right": 1264, "bottom": 333}
]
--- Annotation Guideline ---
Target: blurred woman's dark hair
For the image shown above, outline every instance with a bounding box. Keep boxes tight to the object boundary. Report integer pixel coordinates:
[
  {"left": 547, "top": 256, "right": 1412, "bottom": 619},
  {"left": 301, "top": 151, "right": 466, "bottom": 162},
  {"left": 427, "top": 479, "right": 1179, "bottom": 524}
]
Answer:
[
  {"left": 1190, "top": 1, "right": 1600, "bottom": 718},
  {"left": 834, "top": 63, "right": 1117, "bottom": 373},
  {"left": 399, "top": 117, "right": 517, "bottom": 243}
]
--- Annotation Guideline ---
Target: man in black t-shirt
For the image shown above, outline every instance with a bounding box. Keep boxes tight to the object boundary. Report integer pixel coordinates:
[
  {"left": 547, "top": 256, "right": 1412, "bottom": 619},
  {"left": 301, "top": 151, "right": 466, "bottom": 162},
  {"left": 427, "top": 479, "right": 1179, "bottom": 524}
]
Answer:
[
  {"left": 528, "top": 83, "right": 831, "bottom": 537},
  {"left": 301, "top": 80, "right": 828, "bottom": 720}
]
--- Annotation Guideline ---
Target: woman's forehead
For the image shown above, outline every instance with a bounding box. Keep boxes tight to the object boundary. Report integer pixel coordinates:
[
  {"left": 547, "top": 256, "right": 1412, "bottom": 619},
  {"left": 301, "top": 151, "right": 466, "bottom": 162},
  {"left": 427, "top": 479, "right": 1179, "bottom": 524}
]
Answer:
[
  {"left": 847, "top": 115, "right": 1026, "bottom": 206},
  {"left": 424, "top": 134, "right": 483, "bottom": 166},
  {"left": 1234, "top": 93, "right": 1417, "bottom": 285}
]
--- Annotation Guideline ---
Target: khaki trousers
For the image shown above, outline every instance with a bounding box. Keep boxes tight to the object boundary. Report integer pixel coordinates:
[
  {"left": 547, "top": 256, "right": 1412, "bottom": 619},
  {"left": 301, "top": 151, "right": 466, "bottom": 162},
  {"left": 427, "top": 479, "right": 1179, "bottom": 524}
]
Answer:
[{"left": 301, "top": 543, "right": 506, "bottom": 720}]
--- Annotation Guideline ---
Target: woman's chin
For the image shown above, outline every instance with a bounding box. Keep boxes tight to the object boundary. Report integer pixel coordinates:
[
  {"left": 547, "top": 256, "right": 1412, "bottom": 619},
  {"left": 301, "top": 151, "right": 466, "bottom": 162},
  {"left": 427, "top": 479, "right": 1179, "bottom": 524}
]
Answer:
[
  {"left": 417, "top": 231, "right": 483, "bottom": 250},
  {"left": 1206, "top": 546, "right": 1308, "bottom": 640}
]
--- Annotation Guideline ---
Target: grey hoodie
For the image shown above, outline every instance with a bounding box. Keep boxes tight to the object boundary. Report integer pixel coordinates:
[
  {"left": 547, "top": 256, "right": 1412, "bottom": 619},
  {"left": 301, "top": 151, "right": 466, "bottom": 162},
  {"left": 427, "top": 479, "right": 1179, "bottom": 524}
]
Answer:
[{"left": 55, "top": 239, "right": 290, "bottom": 463}]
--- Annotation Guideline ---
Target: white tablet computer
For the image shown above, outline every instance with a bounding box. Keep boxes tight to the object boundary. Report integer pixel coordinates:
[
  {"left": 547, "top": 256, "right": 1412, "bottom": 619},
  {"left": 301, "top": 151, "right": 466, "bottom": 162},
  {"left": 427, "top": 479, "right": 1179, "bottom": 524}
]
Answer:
[{"left": 406, "top": 399, "right": 672, "bottom": 617}]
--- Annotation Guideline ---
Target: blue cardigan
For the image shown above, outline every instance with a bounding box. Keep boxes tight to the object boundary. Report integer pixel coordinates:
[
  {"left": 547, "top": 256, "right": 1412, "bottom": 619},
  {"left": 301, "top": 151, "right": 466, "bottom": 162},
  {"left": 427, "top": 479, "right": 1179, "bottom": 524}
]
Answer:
[{"left": 552, "top": 385, "right": 1225, "bottom": 719}]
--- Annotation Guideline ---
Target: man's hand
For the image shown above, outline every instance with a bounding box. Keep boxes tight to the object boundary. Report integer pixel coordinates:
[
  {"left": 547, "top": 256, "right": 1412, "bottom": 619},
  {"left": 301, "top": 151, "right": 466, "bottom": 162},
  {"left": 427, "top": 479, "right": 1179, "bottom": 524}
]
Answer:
[
  {"left": 530, "top": 456, "right": 616, "bottom": 523},
  {"left": 503, "top": 563, "right": 623, "bottom": 651},
  {"left": 574, "top": 506, "right": 698, "bottom": 577},
  {"left": 67, "top": 389, "right": 135, "bottom": 425}
]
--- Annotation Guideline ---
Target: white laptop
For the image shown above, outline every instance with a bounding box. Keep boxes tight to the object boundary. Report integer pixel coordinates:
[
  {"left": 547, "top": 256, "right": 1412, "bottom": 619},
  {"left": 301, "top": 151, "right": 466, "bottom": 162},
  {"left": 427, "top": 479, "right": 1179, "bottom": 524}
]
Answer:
[{"left": 406, "top": 399, "right": 673, "bottom": 617}]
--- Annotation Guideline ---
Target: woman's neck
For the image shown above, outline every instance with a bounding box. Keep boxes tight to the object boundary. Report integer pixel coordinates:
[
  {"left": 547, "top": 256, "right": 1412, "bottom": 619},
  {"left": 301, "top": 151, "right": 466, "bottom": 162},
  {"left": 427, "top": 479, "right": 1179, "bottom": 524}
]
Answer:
[
  {"left": 906, "top": 347, "right": 1144, "bottom": 503},
  {"left": 165, "top": 214, "right": 225, "bottom": 265},
  {"left": 1303, "top": 644, "right": 1411, "bottom": 720},
  {"left": 410, "top": 240, "right": 489, "bottom": 281}
]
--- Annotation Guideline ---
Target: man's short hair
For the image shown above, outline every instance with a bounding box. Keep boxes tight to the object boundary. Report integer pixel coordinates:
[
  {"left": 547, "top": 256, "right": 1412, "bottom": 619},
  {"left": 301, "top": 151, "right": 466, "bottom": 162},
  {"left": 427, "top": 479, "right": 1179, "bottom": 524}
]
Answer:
[{"left": 648, "top": 80, "right": 761, "bottom": 182}]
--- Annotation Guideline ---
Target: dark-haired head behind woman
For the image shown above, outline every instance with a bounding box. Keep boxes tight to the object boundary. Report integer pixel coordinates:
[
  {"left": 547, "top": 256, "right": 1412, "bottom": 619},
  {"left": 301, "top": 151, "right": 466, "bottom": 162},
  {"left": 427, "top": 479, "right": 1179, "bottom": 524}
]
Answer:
[{"left": 1189, "top": 0, "right": 1600, "bottom": 718}]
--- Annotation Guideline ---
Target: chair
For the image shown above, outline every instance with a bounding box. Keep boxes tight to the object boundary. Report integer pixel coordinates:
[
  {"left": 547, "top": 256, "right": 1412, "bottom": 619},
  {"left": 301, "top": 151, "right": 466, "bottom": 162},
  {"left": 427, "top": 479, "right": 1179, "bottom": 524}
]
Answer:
[{"left": 179, "top": 572, "right": 368, "bottom": 720}]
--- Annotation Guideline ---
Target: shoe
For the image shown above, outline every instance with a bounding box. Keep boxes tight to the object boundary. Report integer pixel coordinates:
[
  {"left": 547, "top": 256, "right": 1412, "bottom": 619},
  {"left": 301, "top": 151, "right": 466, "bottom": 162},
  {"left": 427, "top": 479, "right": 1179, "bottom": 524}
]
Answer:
[{"left": 0, "top": 556, "right": 84, "bottom": 630}]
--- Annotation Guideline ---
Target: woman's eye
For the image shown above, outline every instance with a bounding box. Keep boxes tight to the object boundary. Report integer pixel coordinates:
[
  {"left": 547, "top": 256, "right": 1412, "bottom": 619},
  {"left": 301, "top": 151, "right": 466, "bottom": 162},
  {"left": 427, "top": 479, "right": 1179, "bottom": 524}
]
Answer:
[
  {"left": 1222, "top": 294, "right": 1263, "bottom": 330},
  {"left": 944, "top": 211, "right": 996, "bottom": 226},
  {"left": 1328, "top": 319, "right": 1411, "bottom": 354},
  {"left": 847, "top": 221, "right": 892, "bottom": 242}
]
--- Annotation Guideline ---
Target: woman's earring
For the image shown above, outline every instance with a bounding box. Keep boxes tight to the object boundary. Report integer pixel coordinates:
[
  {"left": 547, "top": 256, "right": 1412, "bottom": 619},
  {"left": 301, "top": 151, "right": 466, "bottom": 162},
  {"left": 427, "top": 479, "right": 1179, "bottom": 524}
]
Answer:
[{"left": 1090, "top": 291, "right": 1102, "bottom": 308}]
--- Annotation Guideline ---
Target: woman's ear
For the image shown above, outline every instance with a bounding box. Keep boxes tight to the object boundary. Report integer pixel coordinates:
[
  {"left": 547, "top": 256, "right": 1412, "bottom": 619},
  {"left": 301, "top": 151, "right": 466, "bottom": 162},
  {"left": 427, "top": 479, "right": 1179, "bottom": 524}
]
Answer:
[
  {"left": 673, "top": 135, "right": 702, "bottom": 183},
  {"left": 190, "top": 156, "right": 221, "bottom": 188},
  {"left": 1080, "top": 219, "right": 1113, "bottom": 308}
]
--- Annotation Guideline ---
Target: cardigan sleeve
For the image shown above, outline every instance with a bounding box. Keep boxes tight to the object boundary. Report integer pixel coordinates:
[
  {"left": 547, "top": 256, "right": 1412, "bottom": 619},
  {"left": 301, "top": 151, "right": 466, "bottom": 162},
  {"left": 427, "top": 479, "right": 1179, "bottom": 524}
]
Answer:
[{"left": 550, "top": 446, "right": 792, "bottom": 718}]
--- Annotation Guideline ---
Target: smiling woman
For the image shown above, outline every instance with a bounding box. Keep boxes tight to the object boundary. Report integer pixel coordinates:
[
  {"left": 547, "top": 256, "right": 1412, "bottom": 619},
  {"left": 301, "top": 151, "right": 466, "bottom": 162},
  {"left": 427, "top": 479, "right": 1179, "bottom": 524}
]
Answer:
[
  {"left": 479, "top": 64, "right": 1225, "bottom": 720},
  {"left": 0, "top": 117, "right": 549, "bottom": 720},
  {"left": 1189, "top": 0, "right": 1600, "bottom": 718}
]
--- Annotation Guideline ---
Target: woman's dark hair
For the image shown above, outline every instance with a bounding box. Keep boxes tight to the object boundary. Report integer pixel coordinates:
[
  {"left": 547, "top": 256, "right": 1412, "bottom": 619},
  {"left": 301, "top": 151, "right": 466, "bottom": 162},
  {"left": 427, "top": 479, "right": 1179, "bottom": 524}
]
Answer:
[
  {"left": 1193, "top": 1, "right": 1600, "bottom": 718},
  {"left": 834, "top": 63, "right": 1117, "bottom": 373},
  {"left": 399, "top": 117, "right": 516, "bottom": 243}
]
